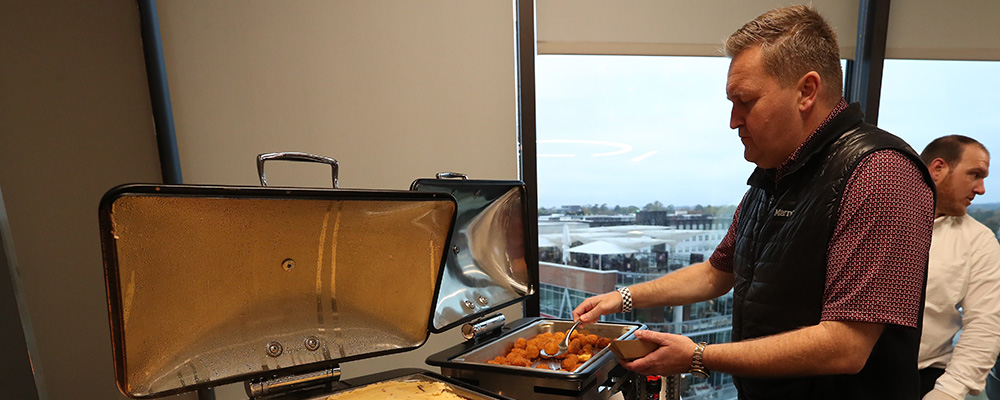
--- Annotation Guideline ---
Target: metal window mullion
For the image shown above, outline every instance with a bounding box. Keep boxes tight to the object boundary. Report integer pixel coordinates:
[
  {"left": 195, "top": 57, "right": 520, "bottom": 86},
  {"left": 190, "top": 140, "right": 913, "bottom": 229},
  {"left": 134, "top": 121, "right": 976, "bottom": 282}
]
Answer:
[
  {"left": 846, "top": 0, "right": 890, "bottom": 125},
  {"left": 136, "top": 0, "right": 183, "bottom": 185},
  {"left": 517, "top": 0, "right": 541, "bottom": 318}
]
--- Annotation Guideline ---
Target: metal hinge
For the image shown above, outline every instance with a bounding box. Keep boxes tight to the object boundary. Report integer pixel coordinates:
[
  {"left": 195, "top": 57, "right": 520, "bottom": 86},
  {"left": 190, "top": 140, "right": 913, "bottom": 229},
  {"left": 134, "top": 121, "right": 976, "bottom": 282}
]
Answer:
[
  {"left": 461, "top": 313, "right": 506, "bottom": 341},
  {"left": 246, "top": 367, "right": 341, "bottom": 399}
]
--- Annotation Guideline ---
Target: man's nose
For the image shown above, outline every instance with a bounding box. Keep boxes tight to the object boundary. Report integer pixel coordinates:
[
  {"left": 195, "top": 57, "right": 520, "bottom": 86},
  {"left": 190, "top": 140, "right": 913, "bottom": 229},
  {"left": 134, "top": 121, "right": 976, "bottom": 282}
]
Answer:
[{"left": 730, "top": 107, "right": 743, "bottom": 130}]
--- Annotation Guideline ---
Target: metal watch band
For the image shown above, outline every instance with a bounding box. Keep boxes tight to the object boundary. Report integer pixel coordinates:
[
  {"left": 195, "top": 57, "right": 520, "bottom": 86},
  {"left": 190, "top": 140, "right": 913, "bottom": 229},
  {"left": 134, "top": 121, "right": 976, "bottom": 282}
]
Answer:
[
  {"left": 617, "top": 287, "right": 633, "bottom": 313},
  {"left": 690, "top": 341, "right": 709, "bottom": 378}
]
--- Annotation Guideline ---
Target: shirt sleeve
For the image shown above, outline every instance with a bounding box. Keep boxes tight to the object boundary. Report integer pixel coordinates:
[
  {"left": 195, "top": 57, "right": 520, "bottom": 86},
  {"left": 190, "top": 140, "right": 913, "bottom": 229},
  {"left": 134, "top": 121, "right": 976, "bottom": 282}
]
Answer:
[
  {"left": 709, "top": 201, "right": 742, "bottom": 273},
  {"left": 821, "top": 150, "right": 934, "bottom": 328},
  {"left": 937, "top": 227, "right": 1000, "bottom": 398}
]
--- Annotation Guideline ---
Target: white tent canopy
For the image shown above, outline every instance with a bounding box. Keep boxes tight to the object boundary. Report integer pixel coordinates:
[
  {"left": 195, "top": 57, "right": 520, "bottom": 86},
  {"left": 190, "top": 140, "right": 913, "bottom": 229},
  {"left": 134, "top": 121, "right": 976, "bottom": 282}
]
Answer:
[
  {"left": 568, "top": 240, "right": 636, "bottom": 255},
  {"left": 603, "top": 237, "right": 667, "bottom": 251},
  {"left": 537, "top": 236, "right": 558, "bottom": 247}
]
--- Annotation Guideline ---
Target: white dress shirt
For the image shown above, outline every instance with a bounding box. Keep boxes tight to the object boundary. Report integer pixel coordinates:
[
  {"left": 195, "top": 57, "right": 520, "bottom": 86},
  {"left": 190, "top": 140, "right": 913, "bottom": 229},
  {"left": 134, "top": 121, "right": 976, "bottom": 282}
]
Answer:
[{"left": 919, "top": 214, "right": 1000, "bottom": 398}]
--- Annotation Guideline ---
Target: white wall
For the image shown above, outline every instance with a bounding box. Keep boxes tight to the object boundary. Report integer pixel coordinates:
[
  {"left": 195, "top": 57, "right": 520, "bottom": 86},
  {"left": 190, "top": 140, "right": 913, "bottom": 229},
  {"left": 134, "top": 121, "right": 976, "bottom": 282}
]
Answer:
[
  {"left": 157, "top": 0, "right": 520, "bottom": 189},
  {"left": 2, "top": 1, "right": 520, "bottom": 399},
  {"left": 1, "top": 2, "right": 169, "bottom": 399},
  {"left": 154, "top": 4, "right": 522, "bottom": 395}
]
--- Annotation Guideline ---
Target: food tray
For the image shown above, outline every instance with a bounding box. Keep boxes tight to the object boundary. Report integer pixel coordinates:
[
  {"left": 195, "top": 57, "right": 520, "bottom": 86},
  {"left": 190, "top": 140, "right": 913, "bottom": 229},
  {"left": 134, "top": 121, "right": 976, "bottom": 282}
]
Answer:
[
  {"left": 427, "top": 317, "right": 644, "bottom": 400},
  {"left": 453, "top": 319, "right": 638, "bottom": 374}
]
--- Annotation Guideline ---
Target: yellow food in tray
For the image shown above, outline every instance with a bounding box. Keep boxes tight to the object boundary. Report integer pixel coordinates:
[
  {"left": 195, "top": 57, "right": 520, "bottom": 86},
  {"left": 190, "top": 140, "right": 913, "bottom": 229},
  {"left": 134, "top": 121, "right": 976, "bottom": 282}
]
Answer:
[
  {"left": 325, "top": 380, "right": 469, "bottom": 399},
  {"left": 486, "top": 331, "right": 613, "bottom": 372}
]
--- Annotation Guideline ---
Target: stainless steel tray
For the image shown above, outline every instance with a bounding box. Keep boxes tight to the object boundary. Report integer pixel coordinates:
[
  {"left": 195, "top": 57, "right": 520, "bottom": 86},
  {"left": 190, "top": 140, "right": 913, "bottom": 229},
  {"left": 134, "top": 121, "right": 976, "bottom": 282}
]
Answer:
[
  {"left": 427, "top": 318, "right": 644, "bottom": 400},
  {"left": 453, "top": 319, "right": 637, "bottom": 373}
]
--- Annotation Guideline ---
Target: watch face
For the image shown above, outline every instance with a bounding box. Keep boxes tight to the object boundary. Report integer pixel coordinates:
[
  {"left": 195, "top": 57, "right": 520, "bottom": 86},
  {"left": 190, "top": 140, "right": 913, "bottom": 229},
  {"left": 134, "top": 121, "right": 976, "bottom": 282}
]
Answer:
[{"left": 690, "top": 369, "right": 710, "bottom": 379}]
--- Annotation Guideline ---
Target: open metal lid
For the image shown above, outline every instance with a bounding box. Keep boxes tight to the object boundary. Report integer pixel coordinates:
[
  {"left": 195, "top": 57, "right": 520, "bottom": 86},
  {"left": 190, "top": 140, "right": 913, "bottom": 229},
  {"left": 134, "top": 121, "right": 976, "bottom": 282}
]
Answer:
[
  {"left": 99, "top": 184, "right": 457, "bottom": 398},
  {"left": 411, "top": 174, "right": 534, "bottom": 333}
]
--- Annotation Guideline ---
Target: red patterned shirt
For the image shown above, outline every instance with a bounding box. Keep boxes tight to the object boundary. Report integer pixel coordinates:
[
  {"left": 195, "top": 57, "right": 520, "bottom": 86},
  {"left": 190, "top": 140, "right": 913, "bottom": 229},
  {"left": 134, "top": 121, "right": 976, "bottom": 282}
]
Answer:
[{"left": 709, "top": 101, "right": 933, "bottom": 328}]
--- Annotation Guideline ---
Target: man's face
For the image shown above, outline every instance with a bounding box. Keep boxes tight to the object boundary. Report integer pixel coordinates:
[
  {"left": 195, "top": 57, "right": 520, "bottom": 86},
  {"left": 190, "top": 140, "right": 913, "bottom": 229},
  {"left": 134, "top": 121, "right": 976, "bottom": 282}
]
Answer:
[
  {"left": 726, "top": 46, "right": 805, "bottom": 169},
  {"left": 934, "top": 145, "right": 989, "bottom": 217}
]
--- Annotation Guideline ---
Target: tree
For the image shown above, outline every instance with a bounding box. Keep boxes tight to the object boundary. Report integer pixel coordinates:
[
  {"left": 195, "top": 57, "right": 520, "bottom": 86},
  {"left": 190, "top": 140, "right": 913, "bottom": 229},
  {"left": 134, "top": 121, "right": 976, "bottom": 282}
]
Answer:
[
  {"left": 643, "top": 201, "right": 667, "bottom": 211},
  {"left": 968, "top": 208, "right": 1000, "bottom": 234}
]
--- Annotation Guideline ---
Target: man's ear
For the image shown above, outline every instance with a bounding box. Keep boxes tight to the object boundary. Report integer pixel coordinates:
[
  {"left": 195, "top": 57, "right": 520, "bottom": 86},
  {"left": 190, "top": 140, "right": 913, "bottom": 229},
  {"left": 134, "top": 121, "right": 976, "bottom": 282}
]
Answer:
[
  {"left": 928, "top": 158, "right": 950, "bottom": 182},
  {"left": 797, "top": 71, "right": 821, "bottom": 112}
]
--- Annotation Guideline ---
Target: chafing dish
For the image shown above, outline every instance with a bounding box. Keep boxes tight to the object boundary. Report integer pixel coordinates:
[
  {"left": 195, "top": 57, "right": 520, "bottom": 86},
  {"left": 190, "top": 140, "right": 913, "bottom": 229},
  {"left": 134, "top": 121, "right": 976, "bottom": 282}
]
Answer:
[{"left": 98, "top": 159, "right": 512, "bottom": 400}]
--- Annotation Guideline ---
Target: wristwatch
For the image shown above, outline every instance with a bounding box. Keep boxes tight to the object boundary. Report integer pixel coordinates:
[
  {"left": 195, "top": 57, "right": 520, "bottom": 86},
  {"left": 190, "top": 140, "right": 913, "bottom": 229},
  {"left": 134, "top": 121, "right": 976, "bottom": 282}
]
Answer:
[
  {"left": 689, "top": 342, "right": 710, "bottom": 378},
  {"left": 617, "top": 287, "right": 633, "bottom": 313}
]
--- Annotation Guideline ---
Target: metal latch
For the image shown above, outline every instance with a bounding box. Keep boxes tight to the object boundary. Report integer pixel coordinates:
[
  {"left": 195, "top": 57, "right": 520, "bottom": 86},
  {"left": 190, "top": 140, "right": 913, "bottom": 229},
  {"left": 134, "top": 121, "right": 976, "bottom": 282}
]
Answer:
[
  {"left": 461, "top": 313, "right": 506, "bottom": 341},
  {"left": 246, "top": 367, "right": 341, "bottom": 399}
]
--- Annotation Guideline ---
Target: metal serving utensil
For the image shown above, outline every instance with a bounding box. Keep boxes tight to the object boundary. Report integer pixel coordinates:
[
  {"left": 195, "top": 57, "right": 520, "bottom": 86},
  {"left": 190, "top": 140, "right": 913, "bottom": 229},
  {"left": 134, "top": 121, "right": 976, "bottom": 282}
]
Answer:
[{"left": 541, "top": 320, "right": 583, "bottom": 358}]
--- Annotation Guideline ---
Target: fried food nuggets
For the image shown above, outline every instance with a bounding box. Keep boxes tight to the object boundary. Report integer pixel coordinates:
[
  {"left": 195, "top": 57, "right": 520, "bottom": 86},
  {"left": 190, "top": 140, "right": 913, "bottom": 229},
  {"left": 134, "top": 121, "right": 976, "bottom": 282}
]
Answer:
[{"left": 486, "top": 331, "right": 612, "bottom": 372}]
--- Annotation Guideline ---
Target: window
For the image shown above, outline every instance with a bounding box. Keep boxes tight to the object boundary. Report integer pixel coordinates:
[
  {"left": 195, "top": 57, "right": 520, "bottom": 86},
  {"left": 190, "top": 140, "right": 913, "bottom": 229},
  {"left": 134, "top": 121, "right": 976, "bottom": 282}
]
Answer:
[
  {"left": 535, "top": 54, "right": 744, "bottom": 400},
  {"left": 534, "top": 54, "right": 867, "bottom": 400},
  {"left": 536, "top": 55, "right": 749, "bottom": 208},
  {"left": 879, "top": 59, "right": 1000, "bottom": 231}
]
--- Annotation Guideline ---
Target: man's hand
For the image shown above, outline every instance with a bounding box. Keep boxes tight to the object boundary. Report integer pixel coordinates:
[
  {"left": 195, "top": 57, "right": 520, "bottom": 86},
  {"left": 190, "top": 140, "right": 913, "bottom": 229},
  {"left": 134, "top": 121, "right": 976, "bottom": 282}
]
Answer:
[
  {"left": 571, "top": 291, "right": 622, "bottom": 326},
  {"left": 619, "top": 330, "right": 696, "bottom": 376},
  {"left": 922, "top": 388, "right": 959, "bottom": 400}
]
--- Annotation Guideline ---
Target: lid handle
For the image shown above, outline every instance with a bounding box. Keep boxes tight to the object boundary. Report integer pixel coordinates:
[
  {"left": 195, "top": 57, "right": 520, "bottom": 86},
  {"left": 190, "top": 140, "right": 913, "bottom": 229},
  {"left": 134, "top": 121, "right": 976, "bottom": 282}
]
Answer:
[
  {"left": 435, "top": 172, "right": 468, "bottom": 180},
  {"left": 257, "top": 152, "right": 339, "bottom": 188}
]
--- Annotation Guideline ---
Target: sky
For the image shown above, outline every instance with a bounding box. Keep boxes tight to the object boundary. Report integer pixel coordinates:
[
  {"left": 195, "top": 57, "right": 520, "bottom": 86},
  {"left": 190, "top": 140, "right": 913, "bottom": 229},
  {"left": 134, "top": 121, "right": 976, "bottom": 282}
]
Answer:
[{"left": 535, "top": 55, "right": 1000, "bottom": 209}]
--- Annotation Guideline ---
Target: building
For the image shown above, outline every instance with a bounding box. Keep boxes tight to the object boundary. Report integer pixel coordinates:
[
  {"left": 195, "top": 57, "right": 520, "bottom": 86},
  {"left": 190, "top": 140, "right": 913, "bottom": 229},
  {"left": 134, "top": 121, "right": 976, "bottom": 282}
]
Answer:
[
  {"left": 538, "top": 221, "right": 737, "bottom": 399},
  {"left": 637, "top": 210, "right": 732, "bottom": 231}
]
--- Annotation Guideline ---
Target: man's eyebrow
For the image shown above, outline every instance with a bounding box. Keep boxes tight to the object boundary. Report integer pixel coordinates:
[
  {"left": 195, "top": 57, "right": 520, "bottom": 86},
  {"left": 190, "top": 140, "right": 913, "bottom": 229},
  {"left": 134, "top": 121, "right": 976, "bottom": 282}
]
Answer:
[{"left": 725, "top": 85, "right": 739, "bottom": 100}]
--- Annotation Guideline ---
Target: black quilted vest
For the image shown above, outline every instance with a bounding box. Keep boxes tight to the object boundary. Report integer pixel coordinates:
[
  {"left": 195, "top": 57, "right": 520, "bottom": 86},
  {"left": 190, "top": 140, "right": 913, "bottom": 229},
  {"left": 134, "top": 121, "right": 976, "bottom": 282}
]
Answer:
[{"left": 731, "top": 103, "right": 933, "bottom": 400}]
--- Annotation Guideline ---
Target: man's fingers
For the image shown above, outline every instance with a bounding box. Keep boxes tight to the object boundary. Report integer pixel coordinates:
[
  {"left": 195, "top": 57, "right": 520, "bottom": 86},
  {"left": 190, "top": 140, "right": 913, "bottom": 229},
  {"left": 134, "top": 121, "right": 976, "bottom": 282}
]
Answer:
[
  {"left": 572, "top": 299, "right": 596, "bottom": 322},
  {"left": 578, "top": 309, "right": 601, "bottom": 326},
  {"left": 620, "top": 356, "right": 654, "bottom": 376},
  {"left": 635, "top": 329, "right": 670, "bottom": 345}
]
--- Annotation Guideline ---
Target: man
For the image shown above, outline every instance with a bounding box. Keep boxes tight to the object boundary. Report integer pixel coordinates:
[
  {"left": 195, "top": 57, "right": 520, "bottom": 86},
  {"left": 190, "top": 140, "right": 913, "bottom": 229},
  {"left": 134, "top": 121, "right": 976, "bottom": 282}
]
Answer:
[
  {"left": 572, "top": 5, "right": 935, "bottom": 400},
  {"left": 918, "top": 136, "right": 1000, "bottom": 400}
]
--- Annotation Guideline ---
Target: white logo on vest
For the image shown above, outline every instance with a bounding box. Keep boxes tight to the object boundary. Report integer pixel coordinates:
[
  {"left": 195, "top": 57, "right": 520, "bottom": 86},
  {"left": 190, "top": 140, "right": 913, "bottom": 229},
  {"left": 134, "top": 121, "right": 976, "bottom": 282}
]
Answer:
[{"left": 774, "top": 209, "right": 794, "bottom": 217}]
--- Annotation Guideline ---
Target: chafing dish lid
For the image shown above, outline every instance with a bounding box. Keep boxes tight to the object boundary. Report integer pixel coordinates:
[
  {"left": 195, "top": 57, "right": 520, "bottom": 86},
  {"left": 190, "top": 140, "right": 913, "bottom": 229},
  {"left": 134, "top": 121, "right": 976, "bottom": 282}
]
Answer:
[
  {"left": 99, "top": 184, "right": 457, "bottom": 398},
  {"left": 410, "top": 178, "right": 533, "bottom": 333}
]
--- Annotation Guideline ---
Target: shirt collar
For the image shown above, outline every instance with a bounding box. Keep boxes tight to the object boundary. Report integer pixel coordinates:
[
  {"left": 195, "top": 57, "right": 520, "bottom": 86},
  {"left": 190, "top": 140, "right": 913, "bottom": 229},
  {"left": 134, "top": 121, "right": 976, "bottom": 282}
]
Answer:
[{"left": 775, "top": 98, "right": 849, "bottom": 181}]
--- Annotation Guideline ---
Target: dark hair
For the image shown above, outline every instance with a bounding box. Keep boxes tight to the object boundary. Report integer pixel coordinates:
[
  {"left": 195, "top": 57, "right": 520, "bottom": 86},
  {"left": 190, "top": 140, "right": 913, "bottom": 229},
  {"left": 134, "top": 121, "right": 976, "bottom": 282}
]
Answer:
[
  {"left": 724, "top": 5, "right": 843, "bottom": 102},
  {"left": 920, "top": 135, "right": 989, "bottom": 166}
]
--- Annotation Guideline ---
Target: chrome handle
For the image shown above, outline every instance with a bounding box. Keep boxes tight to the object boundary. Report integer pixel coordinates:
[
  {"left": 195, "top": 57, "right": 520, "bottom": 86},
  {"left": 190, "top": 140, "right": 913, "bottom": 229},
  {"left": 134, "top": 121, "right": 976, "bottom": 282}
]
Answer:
[
  {"left": 435, "top": 172, "right": 468, "bottom": 180},
  {"left": 256, "top": 152, "right": 339, "bottom": 188}
]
